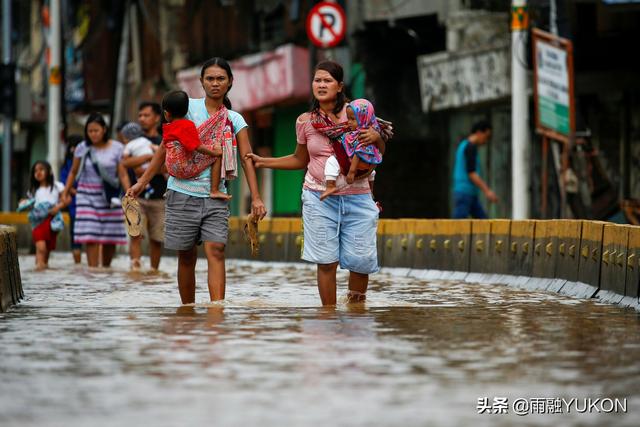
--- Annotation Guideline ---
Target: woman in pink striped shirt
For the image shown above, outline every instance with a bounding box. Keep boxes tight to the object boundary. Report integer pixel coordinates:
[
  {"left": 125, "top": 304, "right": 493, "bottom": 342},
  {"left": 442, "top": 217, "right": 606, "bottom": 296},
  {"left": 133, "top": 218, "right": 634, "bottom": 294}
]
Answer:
[{"left": 246, "top": 61, "right": 387, "bottom": 305}]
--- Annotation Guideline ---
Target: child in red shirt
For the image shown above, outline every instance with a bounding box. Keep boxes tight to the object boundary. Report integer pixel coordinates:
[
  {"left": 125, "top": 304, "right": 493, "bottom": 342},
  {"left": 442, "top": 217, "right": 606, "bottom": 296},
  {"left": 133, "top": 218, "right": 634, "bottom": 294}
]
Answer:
[{"left": 162, "top": 90, "right": 230, "bottom": 200}]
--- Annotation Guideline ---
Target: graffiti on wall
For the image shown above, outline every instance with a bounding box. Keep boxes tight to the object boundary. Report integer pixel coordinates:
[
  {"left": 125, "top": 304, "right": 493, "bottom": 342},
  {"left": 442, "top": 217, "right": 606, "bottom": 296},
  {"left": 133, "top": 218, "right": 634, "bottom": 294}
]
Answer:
[{"left": 417, "top": 47, "right": 510, "bottom": 112}]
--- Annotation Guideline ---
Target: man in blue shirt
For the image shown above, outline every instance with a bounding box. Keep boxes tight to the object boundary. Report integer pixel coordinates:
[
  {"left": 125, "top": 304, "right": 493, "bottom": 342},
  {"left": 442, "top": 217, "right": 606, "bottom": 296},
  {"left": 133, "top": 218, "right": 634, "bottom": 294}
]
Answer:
[{"left": 452, "top": 120, "right": 498, "bottom": 218}]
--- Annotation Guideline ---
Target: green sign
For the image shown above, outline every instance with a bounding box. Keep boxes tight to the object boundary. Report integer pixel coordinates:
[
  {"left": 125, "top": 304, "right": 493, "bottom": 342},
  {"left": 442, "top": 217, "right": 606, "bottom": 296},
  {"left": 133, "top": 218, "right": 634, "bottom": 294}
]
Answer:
[{"left": 535, "top": 39, "right": 571, "bottom": 136}]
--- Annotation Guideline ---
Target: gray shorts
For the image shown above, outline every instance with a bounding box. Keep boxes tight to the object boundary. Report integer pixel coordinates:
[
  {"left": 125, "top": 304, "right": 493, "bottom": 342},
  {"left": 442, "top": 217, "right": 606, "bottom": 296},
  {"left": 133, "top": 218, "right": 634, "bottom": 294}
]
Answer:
[{"left": 164, "top": 190, "right": 229, "bottom": 251}]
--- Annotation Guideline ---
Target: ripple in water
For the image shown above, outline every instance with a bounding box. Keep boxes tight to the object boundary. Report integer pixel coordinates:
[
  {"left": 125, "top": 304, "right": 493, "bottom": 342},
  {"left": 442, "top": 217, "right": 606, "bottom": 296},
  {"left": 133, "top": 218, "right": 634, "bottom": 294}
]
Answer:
[{"left": 0, "top": 252, "right": 639, "bottom": 427}]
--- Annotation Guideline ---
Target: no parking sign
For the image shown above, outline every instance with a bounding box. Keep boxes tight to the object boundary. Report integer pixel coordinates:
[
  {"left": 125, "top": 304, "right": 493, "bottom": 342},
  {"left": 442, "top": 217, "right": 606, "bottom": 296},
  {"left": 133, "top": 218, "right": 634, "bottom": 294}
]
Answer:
[{"left": 306, "top": 2, "right": 346, "bottom": 48}]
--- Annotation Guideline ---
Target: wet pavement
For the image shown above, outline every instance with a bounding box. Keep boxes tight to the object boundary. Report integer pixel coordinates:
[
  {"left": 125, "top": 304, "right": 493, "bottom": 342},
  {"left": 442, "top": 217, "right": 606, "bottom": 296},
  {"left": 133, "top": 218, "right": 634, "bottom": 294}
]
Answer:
[{"left": 1, "top": 252, "right": 640, "bottom": 427}]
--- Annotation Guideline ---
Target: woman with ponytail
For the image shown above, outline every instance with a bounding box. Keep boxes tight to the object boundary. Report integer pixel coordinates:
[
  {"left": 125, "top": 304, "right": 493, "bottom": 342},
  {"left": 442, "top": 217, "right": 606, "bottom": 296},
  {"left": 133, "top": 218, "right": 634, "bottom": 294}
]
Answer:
[{"left": 127, "top": 57, "right": 266, "bottom": 304}]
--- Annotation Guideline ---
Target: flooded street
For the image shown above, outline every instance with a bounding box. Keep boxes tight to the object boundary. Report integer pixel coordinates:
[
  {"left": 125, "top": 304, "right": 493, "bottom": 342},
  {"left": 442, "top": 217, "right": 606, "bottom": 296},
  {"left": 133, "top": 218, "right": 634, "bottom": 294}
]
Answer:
[{"left": 1, "top": 253, "right": 640, "bottom": 427}]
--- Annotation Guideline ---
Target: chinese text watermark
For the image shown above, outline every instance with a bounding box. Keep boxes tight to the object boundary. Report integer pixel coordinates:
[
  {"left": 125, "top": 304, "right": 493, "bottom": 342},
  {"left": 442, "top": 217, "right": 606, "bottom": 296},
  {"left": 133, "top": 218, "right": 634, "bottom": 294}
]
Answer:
[{"left": 477, "top": 397, "right": 627, "bottom": 416}]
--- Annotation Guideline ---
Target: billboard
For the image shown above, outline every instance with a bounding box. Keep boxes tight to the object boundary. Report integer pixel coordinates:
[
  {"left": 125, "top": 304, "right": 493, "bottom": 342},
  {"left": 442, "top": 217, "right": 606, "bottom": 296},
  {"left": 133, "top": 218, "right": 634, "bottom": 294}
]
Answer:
[{"left": 532, "top": 29, "right": 575, "bottom": 142}]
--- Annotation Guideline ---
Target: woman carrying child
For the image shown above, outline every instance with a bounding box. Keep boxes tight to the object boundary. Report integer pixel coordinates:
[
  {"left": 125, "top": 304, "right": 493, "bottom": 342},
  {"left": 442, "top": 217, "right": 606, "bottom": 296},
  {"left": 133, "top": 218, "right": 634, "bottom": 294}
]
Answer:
[
  {"left": 127, "top": 57, "right": 266, "bottom": 304},
  {"left": 61, "top": 113, "right": 131, "bottom": 268},
  {"left": 246, "top": 60, "right": 389, "bottom": 306},
  {"left": 19, "top": 161, "right": 66, "bottom": 270}
]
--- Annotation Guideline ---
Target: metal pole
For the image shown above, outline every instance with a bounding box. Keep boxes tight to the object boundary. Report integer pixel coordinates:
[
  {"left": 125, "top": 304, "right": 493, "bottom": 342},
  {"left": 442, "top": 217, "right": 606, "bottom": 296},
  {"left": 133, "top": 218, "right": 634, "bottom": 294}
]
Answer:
[
  {"left": 2, "top": 0, "right": 12, "bottom": 211},
  {"left": 511, "top": 0, "right": 530, "bottom": 219},
  {"left": 112, "top": 2, "right": 130, "bottom": 137},
  {"left": 47, "top": 0, "right": 62, "bottom": 180},
  {"left": 541, "top": 136, "right": 549, "bottom": 218},
  {"left": 550, "top": 0, "right": 558, "bottom": 36}
]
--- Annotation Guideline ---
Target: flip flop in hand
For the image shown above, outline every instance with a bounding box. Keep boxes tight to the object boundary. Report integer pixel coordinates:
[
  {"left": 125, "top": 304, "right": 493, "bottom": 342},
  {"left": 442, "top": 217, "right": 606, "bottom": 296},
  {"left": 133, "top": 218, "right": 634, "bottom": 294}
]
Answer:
[{"left": 122, "top": 196, "right": 142, "bottom": 237}]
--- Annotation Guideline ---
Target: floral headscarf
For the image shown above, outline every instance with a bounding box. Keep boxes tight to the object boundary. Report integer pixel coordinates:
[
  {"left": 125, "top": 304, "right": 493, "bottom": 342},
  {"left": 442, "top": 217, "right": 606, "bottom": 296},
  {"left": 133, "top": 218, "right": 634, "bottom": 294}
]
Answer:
[{"left": 342, "top": 99, "right": 383, "bottom": 165}]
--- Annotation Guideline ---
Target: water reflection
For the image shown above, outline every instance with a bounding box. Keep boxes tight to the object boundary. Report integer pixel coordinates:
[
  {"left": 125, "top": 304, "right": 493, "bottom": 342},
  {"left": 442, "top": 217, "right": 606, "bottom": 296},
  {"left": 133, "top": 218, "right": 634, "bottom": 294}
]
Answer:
[{"left": 0, "top": 253, "right": 639, "bottom": 427}]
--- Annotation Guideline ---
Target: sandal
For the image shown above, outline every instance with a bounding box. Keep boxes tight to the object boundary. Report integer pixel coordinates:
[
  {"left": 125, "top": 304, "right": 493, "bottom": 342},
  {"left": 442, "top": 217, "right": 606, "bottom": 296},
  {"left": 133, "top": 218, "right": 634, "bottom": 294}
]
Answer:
[
  {"left": 122, "top": 196, "right": 142, "bottom": 237},
  {"left": 243, "top": 213, "right": 259, "bottom": 256}
]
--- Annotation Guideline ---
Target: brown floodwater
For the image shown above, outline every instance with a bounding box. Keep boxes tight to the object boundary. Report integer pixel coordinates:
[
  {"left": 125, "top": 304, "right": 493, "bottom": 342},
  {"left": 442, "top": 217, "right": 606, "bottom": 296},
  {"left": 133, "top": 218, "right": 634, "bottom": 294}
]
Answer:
[{"left": 1, "top": 253, "right": 639, "bottom": 427}]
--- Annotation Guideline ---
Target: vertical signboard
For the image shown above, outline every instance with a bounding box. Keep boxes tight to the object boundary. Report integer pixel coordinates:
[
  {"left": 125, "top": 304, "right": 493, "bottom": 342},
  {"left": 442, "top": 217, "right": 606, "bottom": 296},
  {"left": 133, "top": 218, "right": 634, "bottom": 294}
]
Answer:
[{"left": 532, "top": 28, "right": 575, "bottom": 142}]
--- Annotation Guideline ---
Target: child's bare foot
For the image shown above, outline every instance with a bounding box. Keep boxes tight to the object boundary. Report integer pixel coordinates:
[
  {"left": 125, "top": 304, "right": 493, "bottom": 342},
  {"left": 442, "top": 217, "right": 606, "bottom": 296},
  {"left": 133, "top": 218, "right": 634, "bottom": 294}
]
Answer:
[
  {"left": 320, "top": 186, "right": 339, "bottom": 201},
  {"left": 210, "top": 190, "right": 232, "bottom": 200},
  {"left": 346, "top": 172, "right": 356, "bottom": 184}
]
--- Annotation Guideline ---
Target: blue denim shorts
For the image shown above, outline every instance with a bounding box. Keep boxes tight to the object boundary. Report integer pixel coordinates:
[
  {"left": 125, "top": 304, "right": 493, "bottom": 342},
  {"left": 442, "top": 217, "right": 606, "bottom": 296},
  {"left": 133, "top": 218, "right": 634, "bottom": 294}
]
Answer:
[{"left": 301, "top": 189, "right": 379, "bottom": 274}]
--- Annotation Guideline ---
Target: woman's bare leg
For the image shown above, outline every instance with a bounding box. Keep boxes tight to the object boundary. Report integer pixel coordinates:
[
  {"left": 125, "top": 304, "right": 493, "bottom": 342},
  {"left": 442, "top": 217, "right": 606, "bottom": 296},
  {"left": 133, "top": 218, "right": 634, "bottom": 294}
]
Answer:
[
  {"left": 86, "top": 243, "right": 100, "bottom": 267},
  {"left": 317, "top": 262, "right": 339, "bottom": 305},
  {"left": 203, "top": 242, "right": 226, "bottom": 301},
  {"left": 347, "top": 271, "right": 369, "bottom": 302},
  {"left": 72, "top": 249, "right": 81, "bottom": 264},
  {"left": 102, "top": 244, "right": 116, "bottom": 267},
  {"left": 177, "top": 247, "right": 198, "bottom": 304}
]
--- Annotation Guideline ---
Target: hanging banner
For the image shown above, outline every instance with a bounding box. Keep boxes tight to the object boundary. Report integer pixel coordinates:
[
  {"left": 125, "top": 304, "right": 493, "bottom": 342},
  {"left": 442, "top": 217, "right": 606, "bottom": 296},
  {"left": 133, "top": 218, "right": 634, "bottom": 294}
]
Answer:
[{"left": 532, "top": 28, "right": 575, "bottom": 143}]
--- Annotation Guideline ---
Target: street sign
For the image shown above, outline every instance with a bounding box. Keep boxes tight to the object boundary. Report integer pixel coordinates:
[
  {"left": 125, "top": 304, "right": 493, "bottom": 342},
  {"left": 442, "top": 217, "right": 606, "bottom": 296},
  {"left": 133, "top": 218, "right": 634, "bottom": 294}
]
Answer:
[
  {"left": 532, "top": 28, "right": 575, "bottom": 142},
  {"left": 306, "top": 2, "right": 346, "bottom": 48}
]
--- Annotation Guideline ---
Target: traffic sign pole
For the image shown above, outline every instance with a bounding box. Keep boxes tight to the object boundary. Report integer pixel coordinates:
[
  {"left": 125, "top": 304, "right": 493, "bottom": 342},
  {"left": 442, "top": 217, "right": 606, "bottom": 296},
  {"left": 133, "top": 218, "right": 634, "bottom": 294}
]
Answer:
[
  {"left": 511, "top": 0, "right": 530, "bottom": 219},
  {"left": 2, "top": 0, "right": 12, "bottom": 211}
]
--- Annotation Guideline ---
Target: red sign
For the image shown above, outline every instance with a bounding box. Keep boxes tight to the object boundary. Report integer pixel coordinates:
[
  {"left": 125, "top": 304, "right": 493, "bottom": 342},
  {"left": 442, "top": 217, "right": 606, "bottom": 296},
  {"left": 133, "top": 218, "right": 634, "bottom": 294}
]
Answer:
[
  {"left": 176, "top": 44, "right": 311, "bottom": 112},
  {"left": 306, "top": 2, "right": 346, "bottom": 48}
]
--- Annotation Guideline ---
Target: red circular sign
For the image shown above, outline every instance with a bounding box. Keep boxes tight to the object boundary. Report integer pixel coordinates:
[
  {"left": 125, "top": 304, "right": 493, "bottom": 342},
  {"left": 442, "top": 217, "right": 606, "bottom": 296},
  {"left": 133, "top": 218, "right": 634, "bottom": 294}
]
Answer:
[{"left": 306, "top": 2, "right": 346, "bottom": 48}]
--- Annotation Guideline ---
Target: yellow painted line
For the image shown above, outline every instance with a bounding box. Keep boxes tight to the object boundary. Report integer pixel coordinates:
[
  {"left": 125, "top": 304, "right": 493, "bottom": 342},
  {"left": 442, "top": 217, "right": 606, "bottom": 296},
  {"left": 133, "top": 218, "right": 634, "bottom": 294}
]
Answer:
[
  {"left": 0, "top": 212, "right": 30, "bottom": 225},
  {"left": 471, "top": 219, "right": 491, "bottom": 234},
  {"left": 0, "top": 212, "right": 70, "bottom": 225},
  {"left": 491, "top": 219, "right": 511, "bottom": 235},
  {"left": 627, "top": 225, "right": 640, "bottom": 250},
  {"left": 228, "top": 217, "right": 241, "bottom": 232},
  {"left": 384, "top": 220, "right": 408, "bottom": 235},
  {"left": 602, "top": 224, "right": 629, "bottom": 248},
  {"left": 438, "top": 219, "right": 471, "bottom": 236},
  {"left": 534, "top": 220, "right": 550, "bottom": 240},
  {"left": 555, "top": 220, "right": 582, "bottom": 239},
  {"left": 581, "top": 221, "right": 605, "bottom": 243},
  {"left": 290, "top": 218, "right": 302, "bottom": 234},
  {"left": 510, "top": 220, "right": 535, "bottom": 238},
  {"left": 413, "top": 219, "right": 435, "bottom": 234},
  {"left": 270, "top": 218, "right": 292, "bottom": 234}
]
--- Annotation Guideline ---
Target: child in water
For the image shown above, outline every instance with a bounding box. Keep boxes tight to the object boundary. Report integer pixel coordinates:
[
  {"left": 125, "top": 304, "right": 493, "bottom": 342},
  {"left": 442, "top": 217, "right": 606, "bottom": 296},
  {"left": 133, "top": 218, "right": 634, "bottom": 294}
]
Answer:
[
  {"left": 18, "top": 161, "right": 67, "bottom": 270},
  {"left": 321, "top": 99, "right": 383, "bottom": 200}
]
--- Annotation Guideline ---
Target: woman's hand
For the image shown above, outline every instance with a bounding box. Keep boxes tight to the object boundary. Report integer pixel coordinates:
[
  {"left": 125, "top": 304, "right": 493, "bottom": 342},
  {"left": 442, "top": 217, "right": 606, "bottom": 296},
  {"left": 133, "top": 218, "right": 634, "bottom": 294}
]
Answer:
[
  {"left": 245, "top": 153, "right": 265, "bottom": 168},
  {"left": 126, "top": 181, "right": 146, "bottom": 198},
  {"left": 48, "top": 203, "right": 62, "bottom": 215},
  {"left": 60, "top": 190, "right": 69, "bottom": 204},
  {"left": 212, "top": 142, "right": 222, "bottom": 157},
  {"left": 357, "top": 127, "right": 380, "bottom": 146},
  {"left": 251, "top": 197, "right": 267, "bottom": 220}
]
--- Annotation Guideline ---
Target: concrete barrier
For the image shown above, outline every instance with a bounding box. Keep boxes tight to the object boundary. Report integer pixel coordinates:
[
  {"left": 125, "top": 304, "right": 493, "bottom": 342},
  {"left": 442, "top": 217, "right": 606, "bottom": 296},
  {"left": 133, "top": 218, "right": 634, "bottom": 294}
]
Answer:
[
  {"left": 624, "top": 226, "right": 640, "bottom": 307},
  {"left": 381, "top": 219, "right": 413, "bottom": 268},
  {"left": 412, "top": 219, "right": 437, "bottom": 271},
  {"left": 3, "top": 210, "right": 638, "bottom": 310},
  {"left": 598, "top": 224, "right": 629, "bottom": 305},
  {"left": 490, "top": 219, "right": 511, "bottom": 277},
  {"left": 468, "top": 220, "right": 492, "bottom": 282},
  {"left": 508, "top": 220, "right": 535, "bottom": 279},
  {"left": 0, "top": 225, "right": 23, "bottom": 312},
  {"left": 555, "top": 220, "right": 583, "bottom": 283}
]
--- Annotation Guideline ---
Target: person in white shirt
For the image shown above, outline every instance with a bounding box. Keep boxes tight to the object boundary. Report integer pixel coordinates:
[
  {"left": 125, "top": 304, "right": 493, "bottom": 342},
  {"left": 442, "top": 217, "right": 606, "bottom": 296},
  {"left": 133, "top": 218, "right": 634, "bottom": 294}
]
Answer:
[
  {"left": 121, "top": 122, "right": 156, "bottom": 178},
  {"left": 19, "top": 160, "right": 67, "bottom": 270}
]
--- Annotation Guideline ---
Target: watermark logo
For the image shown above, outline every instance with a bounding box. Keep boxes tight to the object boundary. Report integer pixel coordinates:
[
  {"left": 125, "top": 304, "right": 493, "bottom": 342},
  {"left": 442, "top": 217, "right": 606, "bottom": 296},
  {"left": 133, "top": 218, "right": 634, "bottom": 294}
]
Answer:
[{"left": 477, "top": 397, "right": 627, "bottom": 416}]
